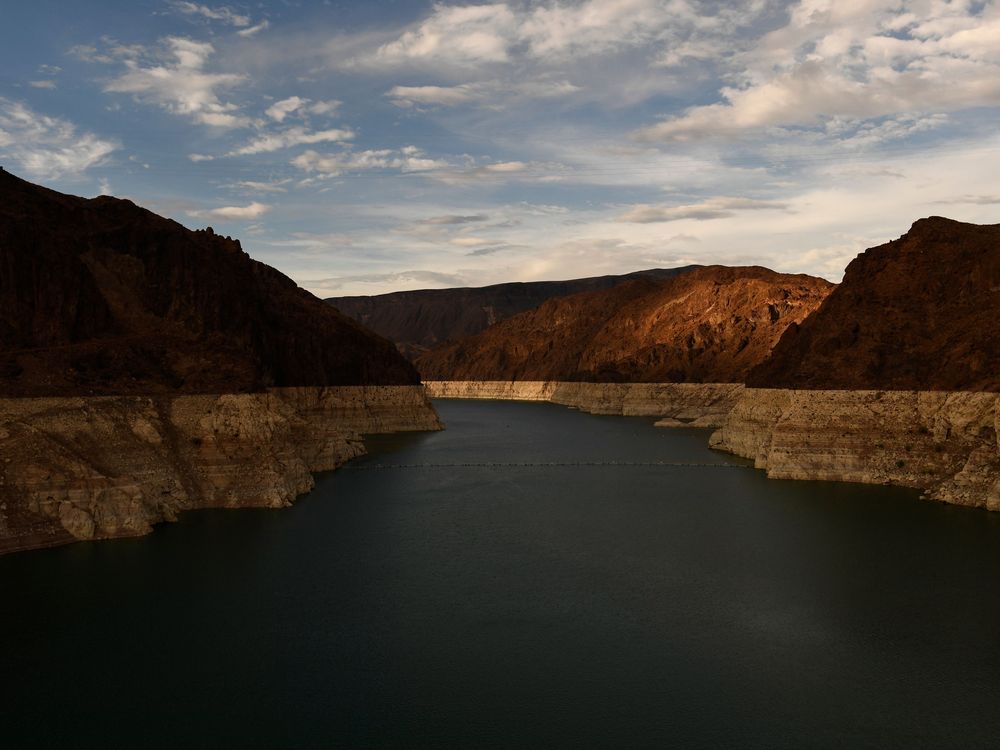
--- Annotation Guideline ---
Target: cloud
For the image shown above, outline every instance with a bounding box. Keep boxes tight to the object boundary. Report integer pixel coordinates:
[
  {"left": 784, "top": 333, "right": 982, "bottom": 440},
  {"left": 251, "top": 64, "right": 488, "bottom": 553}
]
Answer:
[
  {"left": 937, "top": 195, "right": 1000, "bottom": 205},
  {"left": 171, "top": 2, "right": 251, "bottom": 27},
  {"left": 188, "top": 153, "right": 215, "bottom": 162},
  {"left": 619, "top": 197, "right": 790, "bottom": 223},
  {"left": 291, "top": 146, "right": 451, "bottom": 177},
  {"left": 237, "top": 20, "right": 270, "bottom": 38},
  {"left": 225, "top": 179, "right": 292, "bottom": 193},
  {"left": 188, "top": 202, "right": 271, "bottom": 220},
  {"left": 228, "top": 126, "right": 355, "bottom": 156},
  {"left": 418, "top": 214, "right": 489, "bottom": 225},
  {"left": 98, "top": 178, "right": 113, "bottom": 196},
  {"left": 311, "top": 270, "right": 470, "bottom": 294},
  {"left": 265, "top": 96, "right": 307, "bottom": 122},
  {"left": 104, "top": 37, "right": 248, "bottom": 127},
  {"left": 0, "top": 97, "right": 118, "bottom": 179},
  {"left": 635, "top": 2, "right": 1000, "bottom": 143},
  {"left": 28, "top": 80, "right": 57, "bottom": 89},
  {"left": 387, "top": 79, "right": 580, "bottom": 108}
]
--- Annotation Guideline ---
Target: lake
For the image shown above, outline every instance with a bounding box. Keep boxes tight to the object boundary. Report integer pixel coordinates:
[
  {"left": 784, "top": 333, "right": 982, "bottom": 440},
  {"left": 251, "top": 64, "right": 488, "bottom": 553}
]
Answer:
[{"left": 3, "top": 399, "right": 1000, "bottom": 748}]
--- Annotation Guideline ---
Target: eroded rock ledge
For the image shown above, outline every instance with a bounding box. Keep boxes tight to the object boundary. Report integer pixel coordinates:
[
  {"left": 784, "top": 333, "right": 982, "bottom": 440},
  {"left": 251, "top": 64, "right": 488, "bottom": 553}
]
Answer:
[
  {"left": 423, "top": 381, "right": 744, "bottom": 427},
  {"left": 0, "top": 386, "right": 441, "bottom": 554},
  {"left": 710, "top": 389, "right": 1000, "bottom": 510}
]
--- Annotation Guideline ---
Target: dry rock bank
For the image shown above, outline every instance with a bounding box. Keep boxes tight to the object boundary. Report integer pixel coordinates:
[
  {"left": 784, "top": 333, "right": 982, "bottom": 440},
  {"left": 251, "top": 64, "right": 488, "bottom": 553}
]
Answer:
[
  {"left": 711, "top": 388, "right": 1000, "bottom": 510},
  {"left": 0, "top": 386, "right": 441, "bottom": 554},
  {"left": 424, "top": 380, "right": 744, "bottom": 428}
]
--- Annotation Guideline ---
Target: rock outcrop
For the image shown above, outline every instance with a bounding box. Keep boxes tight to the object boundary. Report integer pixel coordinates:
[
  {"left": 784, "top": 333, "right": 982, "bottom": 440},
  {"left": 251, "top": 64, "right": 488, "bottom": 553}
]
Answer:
[
  {"left": 710, "top": 389, "right": 1000, "bottom": 509},
  {"left": 747, "top": 217, "right": 1000, "bottom": 391},
  {"left": 327, "top": 267, "right": 697, "bottom": 360},
  {"left": 0, "top": 168, "right": 418, "bottom": 396},
  {"left": 0, "top": 386, "right": 442, "bottom": 554},
  {"left": 425, "top": 380, "right": 744, "bottom": 428},
  {"left": 416, "top": 267, "right": 833, "bottom": 383}
]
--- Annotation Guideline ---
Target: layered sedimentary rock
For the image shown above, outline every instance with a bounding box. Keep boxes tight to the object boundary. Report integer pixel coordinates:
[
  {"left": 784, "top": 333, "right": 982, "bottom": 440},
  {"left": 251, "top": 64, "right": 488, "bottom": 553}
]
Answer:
[
  {"left": 711, "top": 389, "right": 1000, "bottom": 509},
  {"left": 0, "top": 386, "right": 441, "bottom": 554},
  {"left": 425, "top": 380, "right": 744, "bottom": 427},
  {"left": 327, "top": 267, "right": 696, "bottom": 360},
  {"left": 417, "top": 267, "right": 832, "bottom": 382},
  {"left": 0, "top": 168, "right": 417, "bottom": 396},
  {"left": 748, "top": 217, "right": 1000, "bottom": 391}
]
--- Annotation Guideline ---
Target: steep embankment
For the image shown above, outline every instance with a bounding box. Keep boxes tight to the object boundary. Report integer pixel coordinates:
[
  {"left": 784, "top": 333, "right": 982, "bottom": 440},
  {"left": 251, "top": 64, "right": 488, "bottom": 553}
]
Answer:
[
  {"left": 327, "top": 267, "right": 696, "bottom": 360},
  {"left": 715, "top": 218, "right": 1000, "bottom": 509},
  {"left": 417, "top": 266, "right": 833, "bottom": 383},
  {"left": 0, "top": 170, "right": 440, "bottom": 552},
  {"left": 0, "top": 167, "right": 417, "bottom": 396}
]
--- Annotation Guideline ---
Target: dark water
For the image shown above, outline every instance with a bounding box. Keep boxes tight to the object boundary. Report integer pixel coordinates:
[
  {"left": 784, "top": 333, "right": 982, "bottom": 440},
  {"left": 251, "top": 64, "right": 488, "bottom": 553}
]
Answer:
[{"left": 4, "top": 400, "right": 1000, "bottom": 749}]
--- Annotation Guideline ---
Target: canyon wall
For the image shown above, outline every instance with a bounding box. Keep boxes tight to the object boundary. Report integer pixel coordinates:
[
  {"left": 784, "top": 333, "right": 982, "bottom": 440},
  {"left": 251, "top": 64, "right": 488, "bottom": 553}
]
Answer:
[
  {"left": 424, "top": 380, "right": 744, "bottom": 427},
  {"left": 710, "top": 389, "right": 1000, "bottom": 510},
  {"left": 0, "top": 386, "right": 441, "bottom": 554}
]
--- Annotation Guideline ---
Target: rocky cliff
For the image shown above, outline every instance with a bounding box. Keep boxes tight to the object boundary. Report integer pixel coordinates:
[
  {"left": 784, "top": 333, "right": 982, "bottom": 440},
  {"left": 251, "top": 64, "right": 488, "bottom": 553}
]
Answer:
[
  {"left": 416, "top": 267, "right": 833, "bottom": 383},
  {"left": 0, "top": 171, "right": 440, "bottom": 553},
  {"left": 327, "top": 267, "right": 697, "bottom": 360},
  {"left": 0, "top": 386, "right": 441, "bottom": 554},
  {"left": 710, "top": 389, "right": 1000, "bottom": 509},
  {"left": 747, "top": 217, "right": 1000, "bottom": 391},
  {"left": 425, "top": 381, "right": 744, "bottom": 428},
  {"left": 0, "top": 168, "right": 418, "bottom": 396}
]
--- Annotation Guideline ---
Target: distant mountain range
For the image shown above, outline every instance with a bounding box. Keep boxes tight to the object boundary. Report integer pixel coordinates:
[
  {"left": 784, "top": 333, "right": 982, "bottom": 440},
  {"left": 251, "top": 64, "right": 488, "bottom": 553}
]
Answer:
[
  {"left": 0, "top": 168, "right": 417, "bottom": 396},
  {"left": 416, "top": 266, "right": 833, "bottom": 383},
  {"left": 326, "top": 267, "right": 698, "bottom": 360}
]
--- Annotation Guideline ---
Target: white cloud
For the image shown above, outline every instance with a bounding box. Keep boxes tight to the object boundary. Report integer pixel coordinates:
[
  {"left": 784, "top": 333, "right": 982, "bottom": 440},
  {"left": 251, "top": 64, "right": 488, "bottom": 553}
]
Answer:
[
  {"left": 266, "top": 96, "right": 307, "bottom": 122},
  {"left": 28, "top": 80, "right": 57, "bottom": 89},
  {"left": 237, "top": 20, "right": 270, "bottom": 38},
  {"left": 171, "top": 2, "right": 251, "bottom": 27},
  {"left": 188, "top": 202, "right": 272, "bottom": 220},
  {"left": 228, "top": 126, "right": 355, "bottom": 156},
  {"left": 188, "top": 153, "right": 215, "bottom": 162},
  {"left": 0, "top": 97, "right": 118, "bottom": 179},
  {"left": 98, "top": 177, "right": 113, "bottom": 196},
  {"left": 619, "top": 197, "right": 790, "bottom": 223},
  {"left": 291, "top": 146, "right": 451, "bottom": 177},
  {"left": 635, "top": 1, "right": 1000, "bottom": 142},
  {"left": 104, "top": 37, "right": 248, "bottom": 127},
  {"left": 225, "top": 179, "right": 292, "bottom": 193},
  {"left": 387, "top": 79, "right": 579, "bottom": 108}
]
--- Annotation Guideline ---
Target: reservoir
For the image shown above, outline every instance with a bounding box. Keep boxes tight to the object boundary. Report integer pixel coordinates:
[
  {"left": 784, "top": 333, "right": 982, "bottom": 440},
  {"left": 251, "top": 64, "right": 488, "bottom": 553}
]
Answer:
[{"left": 4, "top": 399, "right": 1000, "bottom": 748}]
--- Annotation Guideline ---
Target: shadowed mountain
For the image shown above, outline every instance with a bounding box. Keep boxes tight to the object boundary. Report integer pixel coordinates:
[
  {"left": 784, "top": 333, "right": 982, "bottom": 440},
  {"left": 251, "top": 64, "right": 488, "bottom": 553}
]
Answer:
[
  {"left": 0, "top": 168, "right": 419, "bottom": 395},
  {"left": 326, "top": 267, "right": 699, "bottom": 359},
  {"left": 747, "top": 217, "right": 1000, "bottom": 391},
  {"left": 416, "top": 266, "right": 833, "bottom": 383}
]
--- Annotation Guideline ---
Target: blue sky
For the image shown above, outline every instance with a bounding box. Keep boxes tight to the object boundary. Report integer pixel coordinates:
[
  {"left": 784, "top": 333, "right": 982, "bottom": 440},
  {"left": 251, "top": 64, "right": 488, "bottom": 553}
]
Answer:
[{"left": 2, "top": 1, "right": 1000, "bottom": 296}]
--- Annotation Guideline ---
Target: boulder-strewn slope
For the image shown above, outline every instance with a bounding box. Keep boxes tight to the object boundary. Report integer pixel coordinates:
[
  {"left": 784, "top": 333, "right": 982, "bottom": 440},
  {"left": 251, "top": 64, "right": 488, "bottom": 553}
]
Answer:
[
  {"left": 327, "top": 267, "right": 697, "bottom": 360},
  {"left": 416, "top": 266, "right": 833, "bottom": 383},
  {"left": 0, "top": 168, "right": 418, "bottom": 396},
  {"left": 748, "top": 217, "right": 1000, "bottom": 391}
]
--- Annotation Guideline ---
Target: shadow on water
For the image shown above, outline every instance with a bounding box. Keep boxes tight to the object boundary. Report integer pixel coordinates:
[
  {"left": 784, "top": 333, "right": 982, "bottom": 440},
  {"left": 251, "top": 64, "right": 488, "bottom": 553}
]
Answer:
[{"left": 3, "top": 399, "right": 1000, "bottom": 749}]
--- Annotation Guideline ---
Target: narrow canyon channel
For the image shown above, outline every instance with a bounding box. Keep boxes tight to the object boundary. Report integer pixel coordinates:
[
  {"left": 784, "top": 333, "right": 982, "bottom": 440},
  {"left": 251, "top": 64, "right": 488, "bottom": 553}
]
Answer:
[{"left": 4, "top": 399, "right": 1000, "bottom": 748}]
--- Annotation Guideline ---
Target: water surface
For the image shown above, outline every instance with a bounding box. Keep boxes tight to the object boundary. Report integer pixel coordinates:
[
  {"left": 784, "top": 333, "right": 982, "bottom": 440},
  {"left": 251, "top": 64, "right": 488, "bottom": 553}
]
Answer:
[{"left": 3, "top": 400, "right": 1000, "bottom": 748}]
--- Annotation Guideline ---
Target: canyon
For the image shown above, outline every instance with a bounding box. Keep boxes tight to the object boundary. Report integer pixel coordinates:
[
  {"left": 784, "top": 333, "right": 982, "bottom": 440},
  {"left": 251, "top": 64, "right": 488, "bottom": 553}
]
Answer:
[
  {"left": 327, "top": 267, "right": 695, "bottom": 360},
  {"left": 417, "top": 266, "right": 833, "bottom": 382}
]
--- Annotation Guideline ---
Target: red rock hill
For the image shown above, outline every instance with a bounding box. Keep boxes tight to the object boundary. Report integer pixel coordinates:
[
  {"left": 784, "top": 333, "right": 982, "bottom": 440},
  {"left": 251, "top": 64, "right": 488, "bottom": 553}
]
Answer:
[
  {"left": 416, "top": 266, "right": 833, "bottom": 383},
  {"left": 0, "top": 169, "right": 418, "bottom": 395},
  {"left": 747, "top": 217, "right": 1000, "bottom": 391}
]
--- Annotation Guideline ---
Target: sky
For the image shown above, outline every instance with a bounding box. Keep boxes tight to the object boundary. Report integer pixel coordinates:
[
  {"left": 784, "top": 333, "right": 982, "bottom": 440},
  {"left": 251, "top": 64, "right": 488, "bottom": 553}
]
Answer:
[{"left": 2, "top": 1, "right": 1000, "bottom": 297}]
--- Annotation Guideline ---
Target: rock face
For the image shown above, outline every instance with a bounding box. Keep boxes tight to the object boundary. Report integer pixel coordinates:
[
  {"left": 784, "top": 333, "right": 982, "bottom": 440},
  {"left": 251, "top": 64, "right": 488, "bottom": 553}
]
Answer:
[
  {"left": 711, "top": 389, "right": 1000, "bottom": 509},
  {"left": 327, "top": 267, "right": 697, "bottom": 360},
  {"left": 0, "top": 168, "right": 418, "bottom": 396},
  {"left": 425, "top": 381, "right": 744, "bottom": 428},
  {"left": 417, "top": 266, "right": 833, "bottom": 383},
  {"left": 0, "top": 386, "right": 442, "bottom": 554},
  {"left": 748, "top": 217, "right": 1000, "bottom": 391}
]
